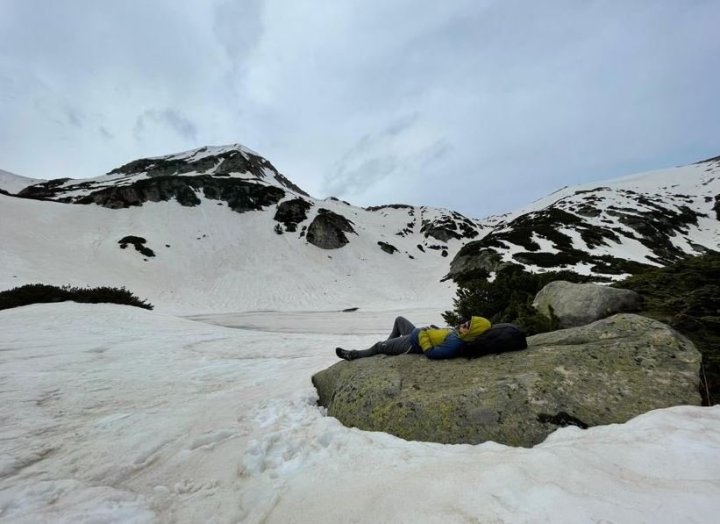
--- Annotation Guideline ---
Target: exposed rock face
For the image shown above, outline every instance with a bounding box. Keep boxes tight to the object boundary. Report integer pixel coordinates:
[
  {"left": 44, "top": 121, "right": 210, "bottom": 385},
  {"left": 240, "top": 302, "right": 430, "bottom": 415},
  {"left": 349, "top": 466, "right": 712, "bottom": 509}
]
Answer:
[
  {"left": 17, "top": 178, "right": 72, "bottom": 200},
  {"left": 71, "top": 176, "right": 285, "bottom": 213},
  {"left": 118, "top": 236, "right": 155, "bottom": 257},
  {"left": 446, "top": 157, "right": 720, "bottom": 282},
  {"left": 420, "top": 213, "right": 480, "bottom": 242},
  {"left": 16, "top": 145, "right": 306, "bottom": 210},
  {"left": 377, "top": 241, "right": 398, "bottom": 254},
  {"left": 445, "top": 246, "right": 507, "bottom": 282},
  {"left": 312, "top": 314, "right": 701, "bottom": 447},
  {"left": 108, "top": 146, "right": 309, "bottom": 196},
  {"left": 306, "top": 209, "right": 356, "bottom": 249},
  {"left": 274, "top": 198, "right": 313, "bottom": 232},
  {"left": 533, "top": 281, "right": 643, "bottom": 328}
]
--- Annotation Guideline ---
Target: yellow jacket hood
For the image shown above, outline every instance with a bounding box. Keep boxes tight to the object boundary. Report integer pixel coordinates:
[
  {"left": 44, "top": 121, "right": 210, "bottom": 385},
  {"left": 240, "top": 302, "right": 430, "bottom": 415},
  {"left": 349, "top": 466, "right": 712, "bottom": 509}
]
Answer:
[{"left": 459, "top": 316, "right": 492, "bottom": 342}]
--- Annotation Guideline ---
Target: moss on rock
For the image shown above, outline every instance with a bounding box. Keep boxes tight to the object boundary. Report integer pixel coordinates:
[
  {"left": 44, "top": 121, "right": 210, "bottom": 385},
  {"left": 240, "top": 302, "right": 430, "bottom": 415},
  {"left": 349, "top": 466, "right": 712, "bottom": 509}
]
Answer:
[{"left": 313, "top": 314, "right": 701, "bottom": 446}]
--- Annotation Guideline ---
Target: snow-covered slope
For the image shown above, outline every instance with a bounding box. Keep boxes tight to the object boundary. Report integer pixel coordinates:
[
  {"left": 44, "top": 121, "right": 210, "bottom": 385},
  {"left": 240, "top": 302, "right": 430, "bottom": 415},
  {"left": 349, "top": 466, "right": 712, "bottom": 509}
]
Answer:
[
  {"left": 2, "top": 145, "right": 487, "bottom": 314},
  {"left": 1, "top": 303, "right": 718, "bottom": 522},
  {"left": 5, "top": 144, "right": 720, "bottom": 311},
  {"left": 0, "top": 168, "right": 45, "bottom": 194},
  {"left": 449, "top": 155, "right": 720, "bottom": 281},
  {"left": 3, "top": 149, "right": 720, "bottom": 523}
]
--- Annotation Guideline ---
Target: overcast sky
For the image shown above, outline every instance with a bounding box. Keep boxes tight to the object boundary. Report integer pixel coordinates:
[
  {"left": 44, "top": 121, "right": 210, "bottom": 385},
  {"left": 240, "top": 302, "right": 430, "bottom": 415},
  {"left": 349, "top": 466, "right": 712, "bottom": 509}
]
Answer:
[{"left": 1, "top": 0, "right": 719, "bottom": 217}]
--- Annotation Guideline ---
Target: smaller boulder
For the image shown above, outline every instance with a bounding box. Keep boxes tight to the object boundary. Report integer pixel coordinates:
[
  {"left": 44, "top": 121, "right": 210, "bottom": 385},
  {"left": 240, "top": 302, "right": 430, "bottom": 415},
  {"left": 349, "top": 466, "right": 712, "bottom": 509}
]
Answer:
[
  {"left": 533, "top": 280, "right": 642, "bottom": 328},
  {"left": 377, "top": 241, "right": 398, "bottom": 255},
  {"left": 306, "top": 209, "right": 356, "bottom": 249}
]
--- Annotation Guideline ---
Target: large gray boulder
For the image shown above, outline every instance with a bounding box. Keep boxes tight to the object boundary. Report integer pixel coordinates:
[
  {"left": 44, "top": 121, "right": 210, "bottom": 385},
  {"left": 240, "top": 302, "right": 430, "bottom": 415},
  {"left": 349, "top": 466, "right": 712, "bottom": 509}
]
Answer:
[
  {"left": 312, "top": 314, "right": 701, "bottom": 447},
  {"left": 533, "top": 280, "right": 642, "bottom": 328}
]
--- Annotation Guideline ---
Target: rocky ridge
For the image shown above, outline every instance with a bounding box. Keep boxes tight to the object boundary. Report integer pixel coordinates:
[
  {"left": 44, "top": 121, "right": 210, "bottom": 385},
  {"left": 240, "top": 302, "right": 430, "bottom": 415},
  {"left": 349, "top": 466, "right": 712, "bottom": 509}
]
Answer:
[
  {"left": 447, "top": 156, "right": 720, "bottom": 282},
  {"left": 6, "top": 146, "right": 720, "bottom": 274},
  {"left": 9, "top": 144, "right": 487, "bottom": 254}
]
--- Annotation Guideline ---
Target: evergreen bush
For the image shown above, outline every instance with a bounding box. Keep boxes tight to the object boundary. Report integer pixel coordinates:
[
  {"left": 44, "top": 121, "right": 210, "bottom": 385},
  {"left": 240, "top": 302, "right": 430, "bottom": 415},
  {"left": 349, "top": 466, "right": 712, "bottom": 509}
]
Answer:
[
  {"left": 443, "top": 264, "right": 591, "bottom": 335},
  {"left": 613, "top": 252, "right": 720, "bottom": 405},
  {"left": 0, "top": 284, "right": 154, "bottom": 311}
]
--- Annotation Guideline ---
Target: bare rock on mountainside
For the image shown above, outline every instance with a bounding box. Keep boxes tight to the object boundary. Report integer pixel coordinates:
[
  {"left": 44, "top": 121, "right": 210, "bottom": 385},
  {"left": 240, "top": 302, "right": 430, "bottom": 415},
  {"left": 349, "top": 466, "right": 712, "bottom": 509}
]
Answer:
[
  {"left": 420, "top": 212, "right": 480, "bottom": 242},
  {"left": 445, "top": 246, "right": 509, "bottom": 282},
  {"left": 377, "top": 241, "right": 398, "bottom": 254},
  {"left": 306, "top": 209, "right": 356, "bottom": 249},
  {"left": 533, "top": 281, "right": 642, "bottom": 328},
  {"left": 19, "top": 175, "right": 287, "bottom": 213},
  {"left": 274, "top": 197, "right": 313, "bottom": 232},
  {"left": 446, "top": 157, "right": 720, "bottom": 282},
  {"left": 312, "top": 314, "right": 701, "bottom": 447}
]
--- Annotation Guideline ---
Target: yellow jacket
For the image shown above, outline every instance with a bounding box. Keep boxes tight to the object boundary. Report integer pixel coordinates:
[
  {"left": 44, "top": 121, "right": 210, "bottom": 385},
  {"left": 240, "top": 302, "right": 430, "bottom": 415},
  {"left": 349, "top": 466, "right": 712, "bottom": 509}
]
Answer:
[{"left": 417, "top": 316, "right": 492, "bottom": 357}]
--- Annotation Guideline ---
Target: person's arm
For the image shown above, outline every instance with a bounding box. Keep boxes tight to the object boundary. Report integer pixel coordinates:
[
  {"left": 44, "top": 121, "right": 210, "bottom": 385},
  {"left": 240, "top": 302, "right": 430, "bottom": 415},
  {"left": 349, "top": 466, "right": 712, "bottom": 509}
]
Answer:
[{"left": 424, "top": 332, "right": 464, "bottom": 359}]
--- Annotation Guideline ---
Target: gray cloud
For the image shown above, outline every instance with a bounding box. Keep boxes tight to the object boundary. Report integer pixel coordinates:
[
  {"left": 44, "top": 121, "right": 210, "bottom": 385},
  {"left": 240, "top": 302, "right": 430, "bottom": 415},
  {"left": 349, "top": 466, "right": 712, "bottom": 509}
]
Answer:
[
  {"left": 133, "top": 109, "right": 198, "bottom": 142},
  {"left": 325, "top": 114, "right": 451, "bottom": 201},
  {"left": 64, "top": 106, "right": 83, "bottom": 128},
  {"left": 1, "top": 0, "right": 719, "bottom": 216},
  {"left": 212, "top": 0, "right": 264, "bottom": 63},
  {"left": 99, "top": 126, "right": 114, "bottom": 140}
]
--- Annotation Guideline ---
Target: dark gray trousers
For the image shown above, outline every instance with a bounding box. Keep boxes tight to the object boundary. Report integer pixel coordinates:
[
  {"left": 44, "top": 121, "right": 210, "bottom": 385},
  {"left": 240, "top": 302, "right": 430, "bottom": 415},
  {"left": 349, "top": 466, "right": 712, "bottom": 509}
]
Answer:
[{"left": 355, "top": 316, "right": 423, "bottom": 357}]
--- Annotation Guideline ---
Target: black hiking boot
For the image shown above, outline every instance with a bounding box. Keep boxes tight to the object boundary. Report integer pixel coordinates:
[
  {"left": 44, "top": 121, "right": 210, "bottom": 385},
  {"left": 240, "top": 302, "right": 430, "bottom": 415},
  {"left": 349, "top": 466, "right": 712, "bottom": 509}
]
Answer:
[{"left": 336, "top": 347, "right": 359, "bottom": 361}]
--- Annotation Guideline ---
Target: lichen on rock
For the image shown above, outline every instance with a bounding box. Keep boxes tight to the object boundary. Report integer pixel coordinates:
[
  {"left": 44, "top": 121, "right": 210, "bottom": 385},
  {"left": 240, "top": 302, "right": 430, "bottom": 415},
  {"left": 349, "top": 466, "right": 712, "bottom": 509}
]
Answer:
[
  {"left": 533, "top": 280, "right": 642, "bottom": 328},
  {"left": 312, "top": 314, "right": 701, "bottom": 447}
]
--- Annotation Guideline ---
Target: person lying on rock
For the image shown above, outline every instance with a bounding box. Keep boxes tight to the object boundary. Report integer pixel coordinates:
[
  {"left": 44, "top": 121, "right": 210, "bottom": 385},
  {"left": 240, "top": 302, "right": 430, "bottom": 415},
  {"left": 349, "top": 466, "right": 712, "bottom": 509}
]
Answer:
[{"left": 335, "top": 315, "right": 491, "bottom": 360}]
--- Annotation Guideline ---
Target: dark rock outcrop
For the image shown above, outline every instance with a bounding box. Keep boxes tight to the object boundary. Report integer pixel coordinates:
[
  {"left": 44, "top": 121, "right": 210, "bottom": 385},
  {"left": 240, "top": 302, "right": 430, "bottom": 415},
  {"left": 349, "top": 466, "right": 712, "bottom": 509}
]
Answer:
[
  {"left": 16, "top": 146, "right": 308, "bottom": 210},
  {"left": 118, "top": 236, "right": 155, "bottom": 257},
  {"left": 312, "top": 314, "right": 701, "bottom": 447},
  {"left": 377, "top": 241, "right": 398, "bottom": 254},
  {"left": 533, "top": 281, "right": 643, "bottom": 328},
  {"left": 17, "top": 178, "right": 73, "bottom": 200},
  {"left": 306, "top": 209, "right": 356, "bottom": 249},
  {"left": 446, "top": 180, "right": 720, "bottom": 282},
  {"left": 421, "top": 213, "right": 480, "bottom": 242},
  {"left": 445, "top": 246, "right": 507, "bottom": 282},
  {"left": 72, "top": 176, "right": 285, "bottom": 213},
  {"left": 108, "top": 147, "right": 309, "bottom": 195},
  {"left": 274, "top": 198, "right": 313, "bottom": 232}
]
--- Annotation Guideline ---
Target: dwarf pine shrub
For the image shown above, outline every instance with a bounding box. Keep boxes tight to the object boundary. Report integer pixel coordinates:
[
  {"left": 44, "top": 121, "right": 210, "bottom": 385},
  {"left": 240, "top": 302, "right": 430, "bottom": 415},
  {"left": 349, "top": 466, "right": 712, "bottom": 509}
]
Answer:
[
  {"left": 613, "top": 252, "right": 720, "bottom": 405},
  {"left": 0, "top": 284, "right": 154, "bottom": 311},
  {"left": 443, "top": 264, "right": 591, "bottom": 335}
]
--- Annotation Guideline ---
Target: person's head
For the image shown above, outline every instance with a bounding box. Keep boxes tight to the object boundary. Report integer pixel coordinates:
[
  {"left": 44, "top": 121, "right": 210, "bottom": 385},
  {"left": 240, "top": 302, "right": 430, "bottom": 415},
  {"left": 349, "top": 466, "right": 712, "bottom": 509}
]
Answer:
[
  {"left": 457, "top": 320, "right": 471, "bottom": 336},
  {"left": 457, "top": 316, "right": 492, "bottom": 341}
]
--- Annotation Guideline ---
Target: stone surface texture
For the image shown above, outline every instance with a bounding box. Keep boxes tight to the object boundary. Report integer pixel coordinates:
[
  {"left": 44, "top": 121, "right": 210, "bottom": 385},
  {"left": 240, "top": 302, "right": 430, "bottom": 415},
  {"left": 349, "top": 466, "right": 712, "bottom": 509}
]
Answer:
[
  {"left": 312, "top": 314, "right": 701, "bottom": 447},
  {"left": 533, "top": 280, "right": 643, "bottom": 328}
]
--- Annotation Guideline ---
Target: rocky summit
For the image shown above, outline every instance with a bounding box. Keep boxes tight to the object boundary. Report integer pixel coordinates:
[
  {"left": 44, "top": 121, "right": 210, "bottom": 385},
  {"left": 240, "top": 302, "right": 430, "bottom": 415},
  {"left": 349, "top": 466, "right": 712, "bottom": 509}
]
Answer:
[
  {"left": 312, "top": 314, "right": 702, "bottom": 447},
  {"left": 9, "top": 144, "right": 485, "bottom": 253}
]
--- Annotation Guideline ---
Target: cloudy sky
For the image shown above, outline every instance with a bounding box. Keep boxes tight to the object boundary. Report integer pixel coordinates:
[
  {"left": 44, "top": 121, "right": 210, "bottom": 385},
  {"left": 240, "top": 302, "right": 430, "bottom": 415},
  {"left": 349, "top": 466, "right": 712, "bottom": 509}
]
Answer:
[{"left": 1, "top": 0, "right": 719, "bottom": 217}]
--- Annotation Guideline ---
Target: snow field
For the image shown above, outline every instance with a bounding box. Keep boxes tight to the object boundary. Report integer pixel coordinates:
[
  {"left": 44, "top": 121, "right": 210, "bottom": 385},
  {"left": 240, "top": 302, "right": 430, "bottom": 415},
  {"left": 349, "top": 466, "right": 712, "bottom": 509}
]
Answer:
[
  {"left": 1, "top": 303, "right": 720, "bottom": 523},
  {"left": 0, "top": 192, "right": 463, "bottom": 315}
]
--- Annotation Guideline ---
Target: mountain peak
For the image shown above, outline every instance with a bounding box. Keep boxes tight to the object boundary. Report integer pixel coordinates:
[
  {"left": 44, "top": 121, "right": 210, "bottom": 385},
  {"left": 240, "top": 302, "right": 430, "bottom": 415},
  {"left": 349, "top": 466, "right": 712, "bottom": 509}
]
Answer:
[
  {"left": 145, "top": 143, "right": 261, "bottom": 163},
  {"left": 14, "top": 143, "right": 309, "bottom": 203}
]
